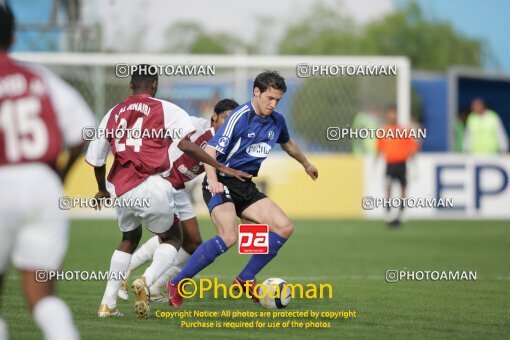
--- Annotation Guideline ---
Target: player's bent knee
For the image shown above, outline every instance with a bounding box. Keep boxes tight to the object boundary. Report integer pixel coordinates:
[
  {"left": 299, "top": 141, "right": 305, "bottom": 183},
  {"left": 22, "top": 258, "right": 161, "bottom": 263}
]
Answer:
[
  {"left": 218, "top": 233, "right": 237, "bottom": 248},
  {"left": 278, "top": 220, "right": 294, "bottom": 238},
  {"left": 119, "top": 231, "right": 142, "bottom": 253}
]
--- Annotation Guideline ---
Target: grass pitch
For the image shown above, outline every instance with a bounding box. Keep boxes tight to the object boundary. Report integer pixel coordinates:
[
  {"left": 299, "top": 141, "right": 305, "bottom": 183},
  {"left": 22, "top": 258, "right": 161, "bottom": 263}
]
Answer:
[{"left": 2, "top": 219, "right": 509, "bottom": 339}]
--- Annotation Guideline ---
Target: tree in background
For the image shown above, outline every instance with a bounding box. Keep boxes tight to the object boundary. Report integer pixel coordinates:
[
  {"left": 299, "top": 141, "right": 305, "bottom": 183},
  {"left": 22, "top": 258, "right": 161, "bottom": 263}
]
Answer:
[
  {"left": 362, "top": 3, "right": 486, "bottom": 71},
  {"left": 279, "top": 2, "right": 489, "bottom": 72},
  {"left": 163, "top": 22, "right": 249, "bottom": 54},
  {"left": 278, "top": 4, "right": 363, "bottom": 56}
]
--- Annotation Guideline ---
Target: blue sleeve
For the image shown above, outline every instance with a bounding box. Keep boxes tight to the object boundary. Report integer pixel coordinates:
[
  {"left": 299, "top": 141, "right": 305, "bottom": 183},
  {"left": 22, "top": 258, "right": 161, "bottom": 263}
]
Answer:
[
  {"left": 208, "top": 106, "right": 247, "bottom": 154},
  {"left": 277, "top": 116, "right": 290, "bottom": 144}
]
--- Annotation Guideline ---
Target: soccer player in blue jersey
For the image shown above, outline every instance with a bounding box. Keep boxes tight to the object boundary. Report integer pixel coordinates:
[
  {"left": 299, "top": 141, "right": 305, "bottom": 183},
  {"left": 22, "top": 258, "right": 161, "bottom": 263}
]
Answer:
[{"left": 167, "top": 71, "right": 318, "bottom": 307}]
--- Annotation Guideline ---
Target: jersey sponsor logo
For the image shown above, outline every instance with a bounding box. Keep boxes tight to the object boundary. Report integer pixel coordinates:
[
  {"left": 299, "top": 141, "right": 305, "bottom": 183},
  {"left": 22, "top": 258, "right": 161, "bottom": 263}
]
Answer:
[
  {"left": 191, "top": 164, "right": 200, "bottom": 173},
  {"left": 238, "top": 224, "right": 269, "bottom": 254},
  {"left": 218, "top": 136, "right": 229, "bottom": 147},
  {"left": 246, "top": 142, "right": 272, "bottom": 158},
  {"left": 178, "top": 164, "right": 198, "bottom": 180},
  {"left": 247, "top": 132, "right": 255, "bottom": 138},
  {"left": 268, "top": 130, "right": 274, "bottom": 140}
]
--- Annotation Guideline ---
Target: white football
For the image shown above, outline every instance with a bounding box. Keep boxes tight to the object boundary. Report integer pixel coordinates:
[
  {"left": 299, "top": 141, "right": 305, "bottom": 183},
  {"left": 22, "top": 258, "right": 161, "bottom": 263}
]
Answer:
[{"left": 258, "top": 278, "right": 292, "bottom": 309}]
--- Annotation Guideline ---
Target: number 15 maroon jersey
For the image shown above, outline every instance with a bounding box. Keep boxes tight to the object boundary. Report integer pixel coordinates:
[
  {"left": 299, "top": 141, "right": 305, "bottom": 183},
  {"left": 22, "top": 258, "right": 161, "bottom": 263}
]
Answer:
[{"left": 0, "top": 54, "right": 94, "bottom": 168}]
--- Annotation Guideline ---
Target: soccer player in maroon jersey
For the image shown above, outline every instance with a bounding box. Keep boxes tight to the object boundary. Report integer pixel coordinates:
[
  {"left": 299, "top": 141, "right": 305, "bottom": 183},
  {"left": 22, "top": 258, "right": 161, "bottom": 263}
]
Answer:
[
  {"left": 117, "top": 99, "right": 239, "bottom": 302},
  {"left": 0, "top": 3, "right": 95, "bottom": 339},
  {"left": 86, "top": 69, "right": 249, "bottom": 319}
]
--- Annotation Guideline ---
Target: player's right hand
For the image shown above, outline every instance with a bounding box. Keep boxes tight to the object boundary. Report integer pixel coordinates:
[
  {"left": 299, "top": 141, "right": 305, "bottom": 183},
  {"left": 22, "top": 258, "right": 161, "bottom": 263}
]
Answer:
[
  {"left": 93, "top": 190, "right": 110, "bottom": 210},
  {"left": 208, "top": 181, "right": 224, "bottom": 194},
  {"left": 220, "top": 166, "right": 252, "bottom": 182}
]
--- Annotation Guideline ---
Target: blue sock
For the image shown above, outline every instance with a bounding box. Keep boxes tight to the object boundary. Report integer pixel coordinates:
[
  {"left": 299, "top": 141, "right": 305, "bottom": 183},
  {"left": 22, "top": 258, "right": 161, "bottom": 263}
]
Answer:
[
  {"left": 171, "top": 236, "right": 227, "bottom": 284},
  {"left": 238, "top": 232, "right": 287, "bottom": 281}
]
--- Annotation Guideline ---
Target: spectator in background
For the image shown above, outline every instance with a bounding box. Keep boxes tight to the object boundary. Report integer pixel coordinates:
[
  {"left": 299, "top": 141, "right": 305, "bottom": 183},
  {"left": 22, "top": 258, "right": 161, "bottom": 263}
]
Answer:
[
  {"left": 463, "top": 98, "right": 509, "bottom": 154},
  {"left": 454, "top": 107, "right": 469, "bottom": 153},
  {"left": 377, "top": 105, "right": 419, "bottom": 227},
  {"left": 351, "top": 103, "right": 381, "bottom": 155}
]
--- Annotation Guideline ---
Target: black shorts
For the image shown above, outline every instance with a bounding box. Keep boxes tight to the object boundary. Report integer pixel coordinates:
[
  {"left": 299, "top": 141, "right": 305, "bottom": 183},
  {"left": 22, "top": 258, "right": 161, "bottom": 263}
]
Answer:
[
  {"left": 202, "top": 176, "right": 267, "bottom": 216},
  {"left": 386, "top": 162, "right": 407, "bottom": 187}
]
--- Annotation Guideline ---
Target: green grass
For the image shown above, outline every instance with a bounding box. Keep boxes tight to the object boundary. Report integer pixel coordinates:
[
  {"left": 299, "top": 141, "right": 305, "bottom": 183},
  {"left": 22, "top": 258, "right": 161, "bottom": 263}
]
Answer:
[{"left": 2, "top": 219, "right": 510, "bottom": 339}]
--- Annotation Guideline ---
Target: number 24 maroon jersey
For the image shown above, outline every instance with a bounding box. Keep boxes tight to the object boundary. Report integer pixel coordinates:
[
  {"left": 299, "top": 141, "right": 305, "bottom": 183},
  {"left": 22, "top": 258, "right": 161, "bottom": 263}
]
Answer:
[{"left": 86, "top": 93, "right": 195, "bottom": 197}]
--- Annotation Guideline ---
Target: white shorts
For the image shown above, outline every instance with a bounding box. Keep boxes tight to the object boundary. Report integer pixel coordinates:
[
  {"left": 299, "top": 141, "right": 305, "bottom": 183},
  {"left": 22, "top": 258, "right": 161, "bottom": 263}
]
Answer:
[
  {"left": 116, "top": 175, "right": 176, "bottom": 234},
  {"left": 0, "top": 164, "right": 68, "bottom": 273},
  {"left": 174, "top": 188, "right": 195, "bottom": 221}
]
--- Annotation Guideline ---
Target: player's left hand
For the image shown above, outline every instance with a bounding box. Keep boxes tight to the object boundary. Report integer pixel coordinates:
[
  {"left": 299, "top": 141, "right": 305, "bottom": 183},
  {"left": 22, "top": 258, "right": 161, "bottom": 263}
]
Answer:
[
  {"left": 304, "top": 163, "right": 318, "bottom": 181},
  {"left": 93, "top": 190, "right": 110, "bottom": 210},
  {"left": 220, "top": 166, "right": 252, "bottom": 182}
]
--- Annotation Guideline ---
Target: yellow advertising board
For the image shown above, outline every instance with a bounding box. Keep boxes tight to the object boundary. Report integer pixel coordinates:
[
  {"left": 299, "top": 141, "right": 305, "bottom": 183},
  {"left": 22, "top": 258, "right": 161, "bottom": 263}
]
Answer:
[
  {"left": 254, "top": 154, "right": 364, "bottom": 218},
  {"left": 64, "top": 154, "right": 364, "bottom": 219}
]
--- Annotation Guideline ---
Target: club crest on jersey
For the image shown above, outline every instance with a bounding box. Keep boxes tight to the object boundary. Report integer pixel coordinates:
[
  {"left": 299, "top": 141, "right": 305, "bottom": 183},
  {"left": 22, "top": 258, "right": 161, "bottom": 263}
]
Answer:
[
  {"left": 218, "top": 136, "right": 229, "bottom": 147},
  {"left": 268, "top": 130, "right": 274, "bottom": 140},
  {"left": 246, "top": 142, "right": 272, "bottom": 158}
]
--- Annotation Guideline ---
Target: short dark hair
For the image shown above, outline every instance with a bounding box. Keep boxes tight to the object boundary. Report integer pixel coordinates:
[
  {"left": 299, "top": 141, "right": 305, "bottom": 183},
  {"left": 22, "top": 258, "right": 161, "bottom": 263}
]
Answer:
[
  {"left": 130, "top": 64, "right": 158, "bottom": 91},
  {"left": 214, "top": 99, "right": 239, "bottom": 115},
  {"left": 253, "top": 70, "right": 287, "bottom": 94},
  {"left": 0, "top": 2, "right": 15, "bottom": 51}
]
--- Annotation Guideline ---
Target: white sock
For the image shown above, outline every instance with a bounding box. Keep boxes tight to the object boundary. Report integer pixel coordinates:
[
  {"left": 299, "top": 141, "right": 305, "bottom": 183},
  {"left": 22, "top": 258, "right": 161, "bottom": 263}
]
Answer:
[
  {"left": 397, "top": 207, "right": 404, "bottom": 220},
  {"left": 151, "top": 249, "right": 191, "bottom": 292},
  {"left": 143, "top": 243, "right": 177, "bottom": 287},
  {"left": 101, "top": 250, "right": 131, "bottom": 308},
  {"left": 33, "top": 296, "right": 78, "bottom": 340},
  {"left": 0, "top": 317, "right": 8, "bottom": 340},
  {"left": 128, "top": 236, "right": 159, "bottom": 273}
]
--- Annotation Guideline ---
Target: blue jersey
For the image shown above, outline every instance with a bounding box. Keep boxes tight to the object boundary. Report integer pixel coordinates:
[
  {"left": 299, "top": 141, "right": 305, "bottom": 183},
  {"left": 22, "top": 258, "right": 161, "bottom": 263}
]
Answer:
[{"left": 208, "top": 101, "right": 290, "bottom": 177}]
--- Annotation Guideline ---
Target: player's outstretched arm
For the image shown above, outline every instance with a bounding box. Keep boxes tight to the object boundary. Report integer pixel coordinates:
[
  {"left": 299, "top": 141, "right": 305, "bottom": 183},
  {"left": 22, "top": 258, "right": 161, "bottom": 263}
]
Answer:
[
  {"left": 178, "top": 137, "right": 252, "bottom": 182},
  {"left": 281, "top": 138, "right": 318, "bottom": 180},
  {"left": 85, "top": 111, "right": 111, "bottom": 210}
]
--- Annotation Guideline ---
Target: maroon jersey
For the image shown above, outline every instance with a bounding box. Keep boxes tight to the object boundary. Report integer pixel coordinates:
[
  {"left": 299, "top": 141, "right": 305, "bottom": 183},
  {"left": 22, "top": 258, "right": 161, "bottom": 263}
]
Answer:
[
  {"left": 86, "top": 94, "right": 195, "bottom": 196},
  {"left": 0, "top": 53, "right": 93, "bottom": 168},
  {"left": 168, "top": 117, "right": 214, "bottom": 189}
]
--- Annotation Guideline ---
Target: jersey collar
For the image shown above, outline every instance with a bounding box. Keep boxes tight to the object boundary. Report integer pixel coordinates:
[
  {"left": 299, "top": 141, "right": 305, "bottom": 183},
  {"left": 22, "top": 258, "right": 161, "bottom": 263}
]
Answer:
[{"left": 127, "top": 93, "right": 153, "bottom": 100}]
